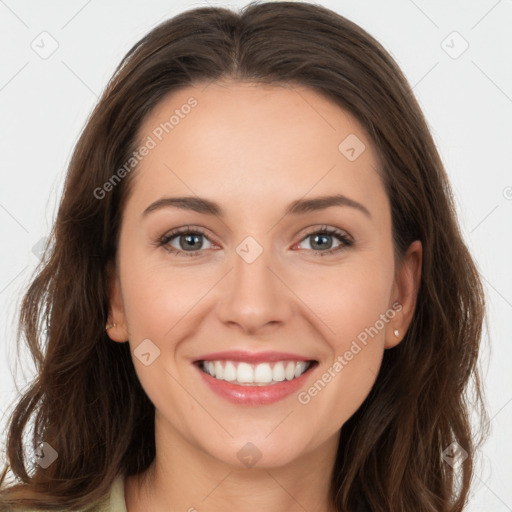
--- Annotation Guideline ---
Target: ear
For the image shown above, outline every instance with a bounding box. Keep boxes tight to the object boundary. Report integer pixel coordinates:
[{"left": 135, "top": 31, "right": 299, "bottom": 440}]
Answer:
[
  {"left": 385, "top": 240, "right": 422, "bottom": 349},
  {"left": 105, "top": 261, "right": 130, "bottom": 343}
]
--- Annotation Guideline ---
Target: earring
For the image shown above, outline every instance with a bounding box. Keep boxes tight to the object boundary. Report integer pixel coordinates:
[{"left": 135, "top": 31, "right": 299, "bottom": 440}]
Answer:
[
  {"left": 105, "top": 322, "right": 117, "bottom": 330},
  {"left": 393, "top": 329, "right": 399, "bottom": 337}
]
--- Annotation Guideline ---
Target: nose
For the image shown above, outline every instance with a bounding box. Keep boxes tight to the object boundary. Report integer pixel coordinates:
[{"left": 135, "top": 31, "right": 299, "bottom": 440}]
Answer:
[{"left": 216, "top": 241, "right": 294, "bottom": 335}]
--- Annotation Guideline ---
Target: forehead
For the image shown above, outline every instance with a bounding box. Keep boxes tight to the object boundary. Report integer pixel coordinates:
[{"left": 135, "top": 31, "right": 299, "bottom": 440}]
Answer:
[{"left": 127, "top": 80, "right": 389, "bottom": 222}]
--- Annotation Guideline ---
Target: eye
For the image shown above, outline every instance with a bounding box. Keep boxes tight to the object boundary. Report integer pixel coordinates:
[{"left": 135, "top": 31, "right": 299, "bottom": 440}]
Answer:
[
  {"left": 157, "top": 225, "right": 353, "bottom": 258},
  {"left": 158, "top": 226, "right": 215, "bottom": 257},
  {"left": 295, "top": 226, "right": 353, "bottom": 256}
]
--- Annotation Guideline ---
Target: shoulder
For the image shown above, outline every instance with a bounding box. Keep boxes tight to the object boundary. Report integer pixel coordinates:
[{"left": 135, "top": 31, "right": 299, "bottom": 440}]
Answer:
[
  {"left": 103, "top": 475, "right": 127, "bottom": 512},
  {"left": 0, "top": 476, "right": 126, "bottom": 512},
  {"left": 83, "top": 476, "right": 127, "bottom": 512}
]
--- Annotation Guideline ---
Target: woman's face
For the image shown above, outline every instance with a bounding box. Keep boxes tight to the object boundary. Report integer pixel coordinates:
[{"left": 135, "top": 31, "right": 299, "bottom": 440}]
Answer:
[{"left": 107, "top": 80, "right": 421, "bottom": 469}]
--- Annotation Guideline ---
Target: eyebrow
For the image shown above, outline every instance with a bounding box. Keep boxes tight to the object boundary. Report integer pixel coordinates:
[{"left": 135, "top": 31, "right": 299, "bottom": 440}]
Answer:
[{"left": 141, "top": 194, "right": 371, "bottom": 219}]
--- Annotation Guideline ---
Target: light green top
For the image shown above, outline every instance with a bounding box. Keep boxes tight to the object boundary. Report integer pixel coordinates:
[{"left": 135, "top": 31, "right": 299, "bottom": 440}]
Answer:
[
  {"left": 6, "top": 476, "right": 127, "bottom": 512},
  {"left": 81, "top": 476, "right": 127, "bottom": 512},
  {"left": 103, "top": 476, "right": 126, "bottom": 512}
]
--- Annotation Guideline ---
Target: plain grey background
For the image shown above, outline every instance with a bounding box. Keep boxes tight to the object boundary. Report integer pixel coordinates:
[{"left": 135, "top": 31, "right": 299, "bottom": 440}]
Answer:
[{"left": 1, "top": 1, "right": 511, "bottom": 510}]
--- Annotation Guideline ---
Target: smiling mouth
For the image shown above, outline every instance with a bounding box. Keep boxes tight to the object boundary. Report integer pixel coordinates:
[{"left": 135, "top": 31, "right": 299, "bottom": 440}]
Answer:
[{"left": 195, "top": 359, "right": 318, "bottom": 386}]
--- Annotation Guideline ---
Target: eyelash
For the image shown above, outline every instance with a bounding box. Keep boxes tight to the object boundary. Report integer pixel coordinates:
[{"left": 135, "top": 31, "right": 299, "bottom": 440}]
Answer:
[{"left": 157, "top": 225, "right": 353, "bottom": 258}]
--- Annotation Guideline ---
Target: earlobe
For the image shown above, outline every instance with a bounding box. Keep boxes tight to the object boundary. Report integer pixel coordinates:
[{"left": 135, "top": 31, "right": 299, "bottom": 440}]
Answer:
[
  {"left": 385, "top": 240, "right": 422, "bottom": 349},
  {"left": 385, "top": 325, "right": 403, "bottom": 350},
  {"left": 105, "top": 262, "right": 130, "bottom": 343}
]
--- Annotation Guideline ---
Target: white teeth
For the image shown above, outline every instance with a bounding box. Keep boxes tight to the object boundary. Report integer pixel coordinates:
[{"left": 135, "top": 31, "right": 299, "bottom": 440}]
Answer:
[
  {"left": 254, "top": 363, "right": 273, "bottom": 384},
  {"left": 272, "top": 362, "right": 285, "bottom": 382},
  {"left": 237, "top": 362, "right": 253, "bottom": 383},
  {"left": 200, "top": 359, "right": 312, "bottom": 385},
  {"left": 214, "top": 361, "right": 224, "bottom": 380},
  {"left": 285, "top": 361, "right": 296, "bottom": 380},
  {"left": 223, "top": 361, "right": 237, "bottom": 381},
  {"left": 294, "top": 361, "right": 308, "bottom": 378}
]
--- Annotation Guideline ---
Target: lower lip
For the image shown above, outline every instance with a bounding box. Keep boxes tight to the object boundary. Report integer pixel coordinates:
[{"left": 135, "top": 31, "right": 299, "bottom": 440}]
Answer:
[{"left": 195, "top": 363, "right": 316, "bottom": 405}]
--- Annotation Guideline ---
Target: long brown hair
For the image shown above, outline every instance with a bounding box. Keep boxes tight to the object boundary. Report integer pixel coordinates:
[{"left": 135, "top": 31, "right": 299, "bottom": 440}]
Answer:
[{"left": 0, "top": 2, "right": 488, "bottom": 510}]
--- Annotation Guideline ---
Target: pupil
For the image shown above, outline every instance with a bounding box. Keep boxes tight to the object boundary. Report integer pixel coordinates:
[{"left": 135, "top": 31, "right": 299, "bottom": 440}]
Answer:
[
  {"left": 182, "top": 234, "right": 201, "bottom": 250},
  {"left": 312, "top": 234, "right": 332, "bottom": 250}
]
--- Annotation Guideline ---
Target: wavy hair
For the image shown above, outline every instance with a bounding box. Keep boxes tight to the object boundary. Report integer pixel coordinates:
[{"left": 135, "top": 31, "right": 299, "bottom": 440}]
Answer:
[{"left": 0, "top": 2, "right": 487, "bottom": 510}]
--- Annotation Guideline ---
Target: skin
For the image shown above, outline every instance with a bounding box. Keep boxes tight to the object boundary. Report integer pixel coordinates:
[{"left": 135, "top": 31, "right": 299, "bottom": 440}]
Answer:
[{"left": 106, "top": 80, "right": 422, "bottom": 512}]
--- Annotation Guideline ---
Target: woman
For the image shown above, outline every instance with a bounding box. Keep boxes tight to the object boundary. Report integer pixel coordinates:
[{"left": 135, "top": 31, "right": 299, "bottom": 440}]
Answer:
[{"left": 0, "top": 1, "right": 487, "bottom": 511}]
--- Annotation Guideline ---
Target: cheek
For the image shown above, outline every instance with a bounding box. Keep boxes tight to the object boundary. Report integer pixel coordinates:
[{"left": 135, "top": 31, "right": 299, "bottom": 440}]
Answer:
[
  {"left": 296, "top": 261, "right": 393, "bottom": 421},
  {"left": 308, "top": 347, "right": 383, "bottom": 433},
  {"left": 298, "top": 302, "right": 387, "bottom": 434},
  {"left": 119, "top": 249, "right": 213, "bottom": 340},
  {"left": 297, "top": 257, "right": 394, "bottom": 344}
]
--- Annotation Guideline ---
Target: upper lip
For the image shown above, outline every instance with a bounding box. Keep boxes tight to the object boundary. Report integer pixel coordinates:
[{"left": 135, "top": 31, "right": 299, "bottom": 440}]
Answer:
[{"left": 193, "top": 350, "right": 316, "bottom": 364}]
